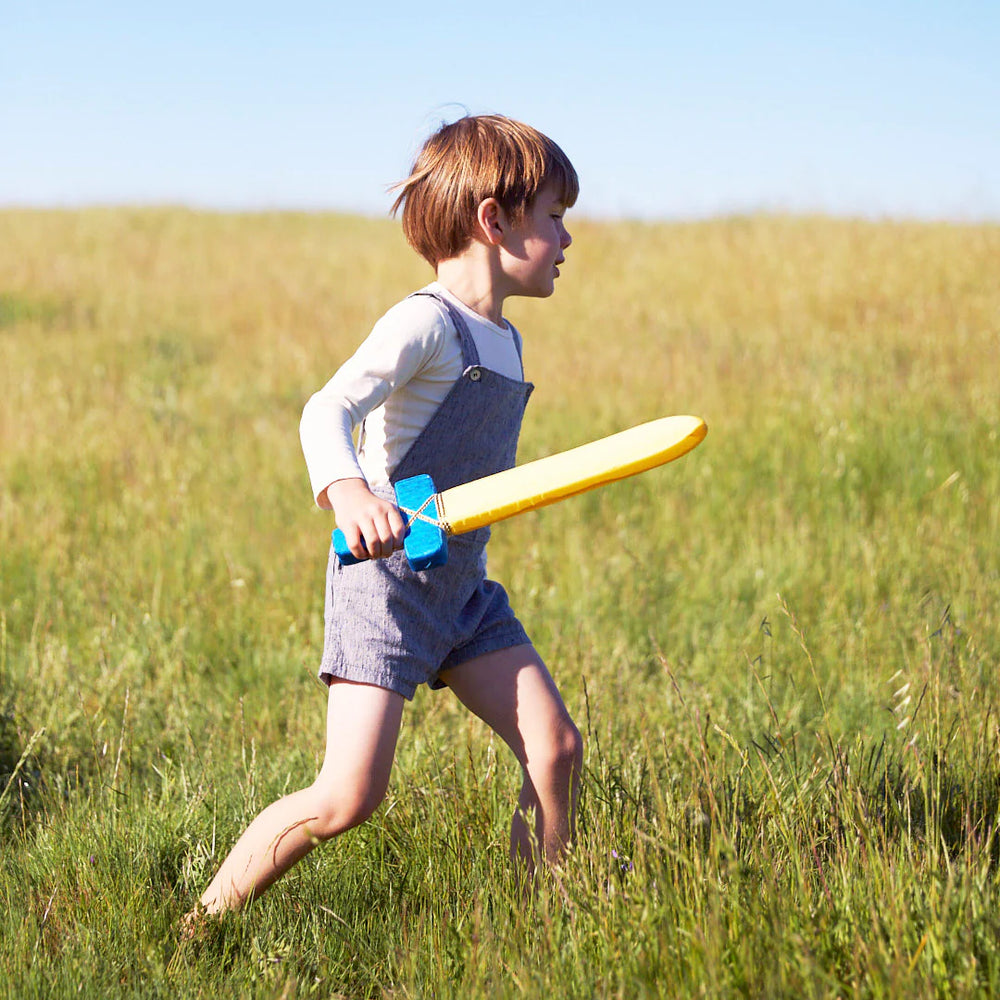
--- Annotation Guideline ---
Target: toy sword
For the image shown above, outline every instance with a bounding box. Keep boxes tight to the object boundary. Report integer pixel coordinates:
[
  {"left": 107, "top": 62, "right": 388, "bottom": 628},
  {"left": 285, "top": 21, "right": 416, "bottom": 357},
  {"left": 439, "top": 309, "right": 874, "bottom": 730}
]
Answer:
[{"left": 333, "top": 414, "right": 707, "bottom": 571}]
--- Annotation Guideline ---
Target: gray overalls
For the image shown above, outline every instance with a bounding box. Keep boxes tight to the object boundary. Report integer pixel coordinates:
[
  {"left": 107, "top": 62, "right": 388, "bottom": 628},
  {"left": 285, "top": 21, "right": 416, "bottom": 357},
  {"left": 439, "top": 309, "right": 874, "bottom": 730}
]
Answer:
[{"left": 319, "top": 292, "right": 534, "bottom": 699}]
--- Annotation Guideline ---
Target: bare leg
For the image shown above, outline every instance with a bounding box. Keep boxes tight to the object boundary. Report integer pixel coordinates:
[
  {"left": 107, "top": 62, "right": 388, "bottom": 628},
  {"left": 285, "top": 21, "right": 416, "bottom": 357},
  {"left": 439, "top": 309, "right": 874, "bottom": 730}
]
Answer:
[
  {"left": 441, "top": 644, "right": 583, "bottom": 875},
  {"left": 193, "top": 680, "right": 404, "bottom": 916}
]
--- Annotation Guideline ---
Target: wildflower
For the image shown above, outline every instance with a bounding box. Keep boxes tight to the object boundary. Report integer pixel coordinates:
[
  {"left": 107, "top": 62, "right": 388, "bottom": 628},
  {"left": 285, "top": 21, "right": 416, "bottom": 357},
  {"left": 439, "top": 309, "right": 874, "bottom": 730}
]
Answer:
[{"left": 611, "top": 849, "right": 633, "bottom": 874}]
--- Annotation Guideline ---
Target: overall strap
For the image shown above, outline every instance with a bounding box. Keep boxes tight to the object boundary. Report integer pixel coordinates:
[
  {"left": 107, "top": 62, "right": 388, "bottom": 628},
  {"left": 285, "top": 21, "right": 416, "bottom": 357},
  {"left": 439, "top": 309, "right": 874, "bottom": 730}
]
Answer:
[
  {"left": 507, "top": 322, "right": 525, "bottom": 364},
  {"left": 408, "top": 291, "right": 481, "bottom": 369}
]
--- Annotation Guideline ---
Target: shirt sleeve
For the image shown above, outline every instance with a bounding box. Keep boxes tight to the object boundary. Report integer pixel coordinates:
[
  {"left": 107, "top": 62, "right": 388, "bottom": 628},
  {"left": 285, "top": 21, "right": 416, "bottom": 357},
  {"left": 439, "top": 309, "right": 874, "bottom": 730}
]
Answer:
[{"left": 299, "top": 295, "right": 448, "bottom": 507}]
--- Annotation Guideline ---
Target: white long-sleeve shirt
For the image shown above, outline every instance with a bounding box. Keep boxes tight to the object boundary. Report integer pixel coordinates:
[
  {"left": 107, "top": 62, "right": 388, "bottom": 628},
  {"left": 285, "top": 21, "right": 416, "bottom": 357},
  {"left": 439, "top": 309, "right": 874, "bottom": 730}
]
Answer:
[{"left": 300, "top": 283, "right": 525, "bottom": 507}]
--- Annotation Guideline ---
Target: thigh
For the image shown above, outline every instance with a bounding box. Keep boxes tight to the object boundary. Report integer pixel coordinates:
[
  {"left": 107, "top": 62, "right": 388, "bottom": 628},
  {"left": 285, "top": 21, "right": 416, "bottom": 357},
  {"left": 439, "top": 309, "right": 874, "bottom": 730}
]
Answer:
[
  {"left": 316, "top": 679, "right": 406, "bottom": 795},
  {"left": 440, "top": 644, "right": 574, "bottom": 765}
]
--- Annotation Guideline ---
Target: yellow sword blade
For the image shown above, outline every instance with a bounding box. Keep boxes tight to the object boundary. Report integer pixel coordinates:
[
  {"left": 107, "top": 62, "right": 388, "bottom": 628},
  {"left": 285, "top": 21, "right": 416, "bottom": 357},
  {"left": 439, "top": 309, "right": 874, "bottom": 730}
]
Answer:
[{"left": 437, "top": 414, "right": 707, "bottom": 535}]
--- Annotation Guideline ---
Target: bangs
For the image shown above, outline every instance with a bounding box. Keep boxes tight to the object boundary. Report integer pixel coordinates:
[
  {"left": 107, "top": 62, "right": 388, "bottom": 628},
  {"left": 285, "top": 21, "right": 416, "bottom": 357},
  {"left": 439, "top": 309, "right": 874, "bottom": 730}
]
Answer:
[{"left": 544, "top": 152, "right": 580, "bottom": 210}]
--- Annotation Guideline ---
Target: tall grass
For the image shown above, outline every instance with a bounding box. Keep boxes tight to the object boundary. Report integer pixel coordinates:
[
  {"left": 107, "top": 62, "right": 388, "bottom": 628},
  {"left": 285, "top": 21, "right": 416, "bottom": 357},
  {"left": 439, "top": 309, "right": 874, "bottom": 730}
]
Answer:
[{"left": 1, "top": 207, "right": 998, "bottom": 997}]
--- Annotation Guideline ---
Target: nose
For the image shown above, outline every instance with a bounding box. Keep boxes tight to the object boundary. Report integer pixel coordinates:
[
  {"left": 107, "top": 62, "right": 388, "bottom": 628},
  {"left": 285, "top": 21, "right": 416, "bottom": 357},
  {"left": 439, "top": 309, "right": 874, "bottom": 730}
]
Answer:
[{"left": 560, "top": 220, "right": 572, "bottom": 249}]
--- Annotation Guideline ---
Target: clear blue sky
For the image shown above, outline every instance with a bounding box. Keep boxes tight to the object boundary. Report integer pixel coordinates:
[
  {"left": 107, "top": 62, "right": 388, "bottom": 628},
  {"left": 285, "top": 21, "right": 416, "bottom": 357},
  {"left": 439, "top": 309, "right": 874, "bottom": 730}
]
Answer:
[{"left": 2, "top": 1, "right": 997, "bottom": 220}]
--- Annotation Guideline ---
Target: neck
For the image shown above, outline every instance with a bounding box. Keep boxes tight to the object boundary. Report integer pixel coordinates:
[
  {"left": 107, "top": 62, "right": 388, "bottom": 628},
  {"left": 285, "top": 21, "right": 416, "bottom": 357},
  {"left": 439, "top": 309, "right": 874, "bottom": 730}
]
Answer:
[{"left": 435, "top": 254, "right": 506, "bottom": 326}]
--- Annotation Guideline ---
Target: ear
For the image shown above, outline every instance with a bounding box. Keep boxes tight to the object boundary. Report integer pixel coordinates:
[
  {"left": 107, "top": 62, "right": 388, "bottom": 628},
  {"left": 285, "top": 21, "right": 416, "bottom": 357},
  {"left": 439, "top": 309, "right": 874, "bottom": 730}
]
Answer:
[{"left": 475, "top": 198, "right": 506, "bottom": 247}]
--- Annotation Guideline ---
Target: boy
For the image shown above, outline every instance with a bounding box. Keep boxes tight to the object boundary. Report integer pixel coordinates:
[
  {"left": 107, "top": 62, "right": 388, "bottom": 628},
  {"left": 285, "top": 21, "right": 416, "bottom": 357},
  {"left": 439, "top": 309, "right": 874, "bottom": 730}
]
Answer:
[{"left": 190, "top": 114, "right": 582, "bottom": 918}]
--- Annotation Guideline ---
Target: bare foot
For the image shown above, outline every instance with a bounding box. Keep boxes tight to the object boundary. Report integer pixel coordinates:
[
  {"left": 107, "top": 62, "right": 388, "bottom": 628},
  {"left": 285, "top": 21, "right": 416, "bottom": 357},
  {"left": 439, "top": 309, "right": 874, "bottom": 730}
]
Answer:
[
  {"left": 178, "top": 902, "right": 211, "bottom": 942},
  {"left": 167, "top": 904, "right": 211, "bottom": 975}
]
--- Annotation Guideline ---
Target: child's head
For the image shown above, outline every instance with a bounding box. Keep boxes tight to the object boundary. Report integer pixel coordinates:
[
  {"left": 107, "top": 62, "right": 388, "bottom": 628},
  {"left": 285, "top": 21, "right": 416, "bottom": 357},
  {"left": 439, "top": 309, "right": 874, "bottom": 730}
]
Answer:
[{"left": 391, "top": 114, "right": 579, "bottom": 268}]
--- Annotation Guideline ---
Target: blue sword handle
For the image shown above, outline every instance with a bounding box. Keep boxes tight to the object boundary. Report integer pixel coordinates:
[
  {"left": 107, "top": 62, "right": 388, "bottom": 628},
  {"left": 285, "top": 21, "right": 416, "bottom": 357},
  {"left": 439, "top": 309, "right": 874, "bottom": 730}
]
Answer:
[{"left": 331, "top": 473, "right": 448, "bottom": 571}]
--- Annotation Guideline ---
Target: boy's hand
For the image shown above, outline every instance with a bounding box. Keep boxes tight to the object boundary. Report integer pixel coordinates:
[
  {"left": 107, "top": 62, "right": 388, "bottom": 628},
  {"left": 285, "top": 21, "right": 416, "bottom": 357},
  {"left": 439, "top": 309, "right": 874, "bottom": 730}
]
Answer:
[{"left": 326, "top": 478, "right": 407, "bottom": 561}]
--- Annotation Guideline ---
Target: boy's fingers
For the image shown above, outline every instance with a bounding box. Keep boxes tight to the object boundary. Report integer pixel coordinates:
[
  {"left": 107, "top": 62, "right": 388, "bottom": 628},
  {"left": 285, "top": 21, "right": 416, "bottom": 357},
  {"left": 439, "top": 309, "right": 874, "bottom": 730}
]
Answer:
[
  {"left": 368, "top": 505, "right": 406, "bottom": 558},
  {"left": 388, "top": 506, "right": 408, "bottom": 549},
  {"left": 342, "top": 501, "right": 407, "bottom": 561},
  {"left": 345, "top": 526, "right": 370, "bottom": 560},
  {"left": 364, "top": 511, "right": 406, "bottom": 560},
  {"left": 360, "top": 522, "right": 386, "bottom": 560}
]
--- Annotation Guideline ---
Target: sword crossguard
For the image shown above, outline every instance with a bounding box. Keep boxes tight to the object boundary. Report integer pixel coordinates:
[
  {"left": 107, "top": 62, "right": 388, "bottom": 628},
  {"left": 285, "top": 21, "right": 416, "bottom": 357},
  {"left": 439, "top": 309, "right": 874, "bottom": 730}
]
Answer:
[{"left": 332, "top": 473, "right": 449, "bottom": 571}]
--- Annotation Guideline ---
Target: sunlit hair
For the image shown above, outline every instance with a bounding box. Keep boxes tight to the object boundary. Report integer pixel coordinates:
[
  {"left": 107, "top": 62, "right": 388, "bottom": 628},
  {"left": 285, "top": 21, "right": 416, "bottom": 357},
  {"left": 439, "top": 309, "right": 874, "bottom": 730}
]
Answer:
[{"left": 390, "top": 114, "right": 579, "bottom": 267}]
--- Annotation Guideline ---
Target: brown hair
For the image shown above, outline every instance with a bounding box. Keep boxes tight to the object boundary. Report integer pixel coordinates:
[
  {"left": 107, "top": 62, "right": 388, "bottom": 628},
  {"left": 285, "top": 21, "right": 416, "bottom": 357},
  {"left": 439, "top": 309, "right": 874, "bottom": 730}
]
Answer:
[{"left": 390, "top": 114, "right": 579, "bottom": 267}]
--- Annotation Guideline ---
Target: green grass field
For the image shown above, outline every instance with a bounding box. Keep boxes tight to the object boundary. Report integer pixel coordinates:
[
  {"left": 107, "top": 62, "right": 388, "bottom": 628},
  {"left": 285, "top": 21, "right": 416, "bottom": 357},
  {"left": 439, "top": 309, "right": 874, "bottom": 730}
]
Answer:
[{"left": 1, "top": 208, "right": 998, "bottom": 998}]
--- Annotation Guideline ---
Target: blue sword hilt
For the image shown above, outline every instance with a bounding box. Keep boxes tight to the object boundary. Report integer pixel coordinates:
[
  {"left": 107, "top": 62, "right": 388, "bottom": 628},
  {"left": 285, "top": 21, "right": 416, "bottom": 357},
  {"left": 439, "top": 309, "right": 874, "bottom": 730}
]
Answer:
[{"left": 332, "top": 473, "right": 449, "bottom": 571}]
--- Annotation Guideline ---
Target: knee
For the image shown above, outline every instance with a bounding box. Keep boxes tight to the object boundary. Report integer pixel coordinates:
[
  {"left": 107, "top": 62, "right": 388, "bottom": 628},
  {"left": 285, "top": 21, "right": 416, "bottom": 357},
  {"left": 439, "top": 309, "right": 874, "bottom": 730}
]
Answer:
[
  {"left": 561, "top": 721, "right": 585, "bottom": 775},
  {"left": 305, "top": 780, "right": 387, "bottom": 842},
  {"left": 534, "top": 719, "right": 584, "bottom": 782}
]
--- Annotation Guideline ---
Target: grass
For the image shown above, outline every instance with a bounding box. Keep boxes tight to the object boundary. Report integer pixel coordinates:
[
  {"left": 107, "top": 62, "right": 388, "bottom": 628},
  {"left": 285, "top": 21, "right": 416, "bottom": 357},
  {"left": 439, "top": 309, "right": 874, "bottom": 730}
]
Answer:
[{"left": 1, "top": 207, "right": 999, "bottom": 997}]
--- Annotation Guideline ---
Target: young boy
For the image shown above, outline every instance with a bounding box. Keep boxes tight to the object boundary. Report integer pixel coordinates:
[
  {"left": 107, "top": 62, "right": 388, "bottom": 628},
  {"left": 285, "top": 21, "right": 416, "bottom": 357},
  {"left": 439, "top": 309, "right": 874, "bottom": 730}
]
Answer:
[{"left": 190, "top": 114, "right": 582, "bottom": 917}]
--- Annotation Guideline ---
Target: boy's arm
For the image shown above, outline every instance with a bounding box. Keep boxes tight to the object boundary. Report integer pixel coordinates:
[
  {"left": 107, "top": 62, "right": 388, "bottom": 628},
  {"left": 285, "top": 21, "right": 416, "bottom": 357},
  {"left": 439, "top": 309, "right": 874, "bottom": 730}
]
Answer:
[
  {"left": 299, "top": 295, "right": 447, "bottom": 508},
  {"left": 299, "top": 395, "right": 366, "bottom": 510},
  {"left": 300, "top": 295, "right": 450, "bottom": 559}
]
